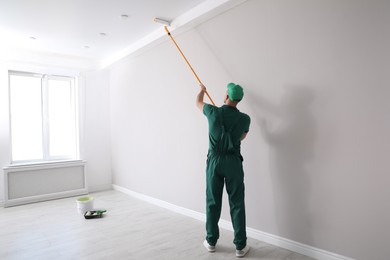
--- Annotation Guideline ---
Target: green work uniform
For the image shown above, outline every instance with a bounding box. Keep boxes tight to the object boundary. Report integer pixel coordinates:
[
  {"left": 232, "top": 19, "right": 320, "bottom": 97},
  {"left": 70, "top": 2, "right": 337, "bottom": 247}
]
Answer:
[{"left": 203, "top": 104, "right": 251, "bottom": 250}]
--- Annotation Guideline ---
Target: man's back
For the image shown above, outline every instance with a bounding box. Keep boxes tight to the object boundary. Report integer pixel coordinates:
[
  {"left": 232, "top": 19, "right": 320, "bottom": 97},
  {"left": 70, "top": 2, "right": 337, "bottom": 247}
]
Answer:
[{"left": 203, "top": 104, "right": 250, "bottom": 153}]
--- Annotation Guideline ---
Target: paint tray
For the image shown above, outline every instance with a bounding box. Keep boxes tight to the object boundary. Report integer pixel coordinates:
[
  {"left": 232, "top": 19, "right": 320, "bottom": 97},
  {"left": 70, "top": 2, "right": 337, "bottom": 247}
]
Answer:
[{"left": 84, "top": 210, "right": 106, "bottom": 219}]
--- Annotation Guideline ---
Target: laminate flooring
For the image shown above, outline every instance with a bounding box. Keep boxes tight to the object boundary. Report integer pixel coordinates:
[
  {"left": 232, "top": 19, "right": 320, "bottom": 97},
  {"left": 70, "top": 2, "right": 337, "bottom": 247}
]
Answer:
[{"left": 0, "top": 190, "right": 315, "bottom": 260}]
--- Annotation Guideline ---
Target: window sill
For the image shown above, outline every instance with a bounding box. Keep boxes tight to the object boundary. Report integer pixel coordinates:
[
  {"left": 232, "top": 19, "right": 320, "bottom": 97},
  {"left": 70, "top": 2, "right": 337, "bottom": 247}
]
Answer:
[{"left": 4, "top": 159, "right": 86, "bottom": 170}]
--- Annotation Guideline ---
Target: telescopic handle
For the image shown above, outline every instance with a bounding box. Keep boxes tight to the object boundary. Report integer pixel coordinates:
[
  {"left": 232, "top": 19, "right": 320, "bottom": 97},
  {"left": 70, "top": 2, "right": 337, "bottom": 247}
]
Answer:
[{"left": 164, "top": 26, "right": 216, "bottom": 106}]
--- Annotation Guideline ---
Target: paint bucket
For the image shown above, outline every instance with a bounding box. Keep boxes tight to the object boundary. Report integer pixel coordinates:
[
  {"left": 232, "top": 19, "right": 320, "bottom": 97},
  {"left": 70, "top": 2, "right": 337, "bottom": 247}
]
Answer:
[{"left": 76, "top": 196, "right": 94, "bottom": 214}]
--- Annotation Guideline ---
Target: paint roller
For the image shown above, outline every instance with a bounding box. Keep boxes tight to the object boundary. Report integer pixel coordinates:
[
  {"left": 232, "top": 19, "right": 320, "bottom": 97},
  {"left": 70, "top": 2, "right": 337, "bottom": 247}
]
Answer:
[{"left": 154, "top": 18, "right": 216, "bottom": 106}]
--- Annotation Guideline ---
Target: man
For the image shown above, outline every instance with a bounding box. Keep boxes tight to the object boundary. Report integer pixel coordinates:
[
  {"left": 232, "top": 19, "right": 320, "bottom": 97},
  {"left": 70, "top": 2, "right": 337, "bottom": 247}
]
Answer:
[{"left": 197, "top": 82, "right": 251, "bottom": 258}]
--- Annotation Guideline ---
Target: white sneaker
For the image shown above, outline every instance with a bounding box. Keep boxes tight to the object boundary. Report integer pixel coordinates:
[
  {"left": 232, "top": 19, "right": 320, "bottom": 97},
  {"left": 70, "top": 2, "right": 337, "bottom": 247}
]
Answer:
[
  {"left": 203, "top": 240, "right": 215, "bottom": 252},
  {"left": 236, "top": 245, "right": 250, "bottom": 257}
]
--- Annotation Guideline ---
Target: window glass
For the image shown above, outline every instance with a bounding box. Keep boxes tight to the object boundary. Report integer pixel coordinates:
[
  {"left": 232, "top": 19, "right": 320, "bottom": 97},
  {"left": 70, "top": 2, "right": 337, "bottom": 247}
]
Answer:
[
  {"left": 9, "top": 74, "right": 43, "bottom": 161},
  {"left": 9, "top": 72, "right": 79, "bottom": 163},
  {"left": 48, "top": 78, "right": 77, "bottom": 157}
]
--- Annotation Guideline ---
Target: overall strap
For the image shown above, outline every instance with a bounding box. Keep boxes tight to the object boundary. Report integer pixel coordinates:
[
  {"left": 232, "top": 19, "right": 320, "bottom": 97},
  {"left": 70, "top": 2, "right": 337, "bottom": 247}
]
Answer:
[{"left": 214, "top": 109, "right": 241, "bottom": 154}]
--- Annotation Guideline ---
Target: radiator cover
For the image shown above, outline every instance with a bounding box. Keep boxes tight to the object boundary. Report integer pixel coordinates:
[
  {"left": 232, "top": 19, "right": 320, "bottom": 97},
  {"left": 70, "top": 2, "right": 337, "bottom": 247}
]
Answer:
[{"left": 3, "top": 160, "right": 87, "bottom": 207}]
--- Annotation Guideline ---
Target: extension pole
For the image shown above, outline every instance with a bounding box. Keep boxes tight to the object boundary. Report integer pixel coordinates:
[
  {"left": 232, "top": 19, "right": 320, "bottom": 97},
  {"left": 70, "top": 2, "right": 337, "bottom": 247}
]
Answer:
[{"left": 164, "top": 26, "right": 216, "bottom": 106}]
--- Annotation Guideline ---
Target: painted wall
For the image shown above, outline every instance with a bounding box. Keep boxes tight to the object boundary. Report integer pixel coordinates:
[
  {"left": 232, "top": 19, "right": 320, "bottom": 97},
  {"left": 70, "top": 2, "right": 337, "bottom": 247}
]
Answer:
[
  {"left": 109, "top": 0, "right": 390, "bottom": 259},
  {"left": 0, "top": 62, "right": 10, "bottom": 205},
  {"left": 82, "top": 70, "right": 112, "bottom": 191}
]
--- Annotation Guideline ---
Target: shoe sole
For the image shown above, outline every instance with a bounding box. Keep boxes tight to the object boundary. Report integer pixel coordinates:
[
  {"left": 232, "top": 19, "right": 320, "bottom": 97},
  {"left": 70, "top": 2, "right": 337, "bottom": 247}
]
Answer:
[
  {"left": 203, "top": 241, "right": 215, "bottom": 252},
  {"left": 236, "top": 246, "right": 250, "bottom": 257}
]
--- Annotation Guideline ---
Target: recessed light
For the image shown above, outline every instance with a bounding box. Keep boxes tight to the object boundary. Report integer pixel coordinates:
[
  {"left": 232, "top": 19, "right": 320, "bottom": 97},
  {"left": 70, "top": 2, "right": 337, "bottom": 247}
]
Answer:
[
  {"left": 29, "top": 36, "right": 36, "bottom": 40},
  {"left": 99, "top": 32, "right": 107, "bottom": 37},
  {"left": 84, "top": 45, "right": 90, "bottom": 49},
  {"left": 120, "top": 14, "right": 129, "bottom": 19}
]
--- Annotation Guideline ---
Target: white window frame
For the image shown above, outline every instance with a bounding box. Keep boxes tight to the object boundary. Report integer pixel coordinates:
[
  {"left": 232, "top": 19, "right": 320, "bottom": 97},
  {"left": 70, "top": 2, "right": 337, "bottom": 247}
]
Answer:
[{"left": 8, "top": 70, "right": 80, "bottom": 164}]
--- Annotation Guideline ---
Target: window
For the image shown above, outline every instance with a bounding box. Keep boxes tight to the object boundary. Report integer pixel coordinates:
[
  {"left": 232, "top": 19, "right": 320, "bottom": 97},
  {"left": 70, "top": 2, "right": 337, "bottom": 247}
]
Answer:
[{"left": 9, "top": 71, "right": 79, "bottom": 163}]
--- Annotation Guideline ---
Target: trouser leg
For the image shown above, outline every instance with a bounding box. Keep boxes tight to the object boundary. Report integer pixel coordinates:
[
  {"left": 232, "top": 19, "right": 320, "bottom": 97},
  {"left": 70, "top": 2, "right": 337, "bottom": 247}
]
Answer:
[
  {"left": 225, "top": 157, "right": 247, "bottom": 250},
  {"left": 205, "top": 157, "right": 224, "bottom": 246}
]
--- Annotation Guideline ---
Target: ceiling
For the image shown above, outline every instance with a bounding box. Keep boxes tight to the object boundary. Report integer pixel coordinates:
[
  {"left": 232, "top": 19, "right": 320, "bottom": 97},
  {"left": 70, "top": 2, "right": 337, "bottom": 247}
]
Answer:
[{"left": 0, "top": 0, "right": 210, "bottom": 65}]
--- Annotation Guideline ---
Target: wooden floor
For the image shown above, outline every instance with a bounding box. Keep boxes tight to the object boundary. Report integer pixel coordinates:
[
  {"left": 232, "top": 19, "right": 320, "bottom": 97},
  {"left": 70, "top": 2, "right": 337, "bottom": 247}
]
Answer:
[{"left": 0, "top": 190, "right": 315, "bottom": 260}]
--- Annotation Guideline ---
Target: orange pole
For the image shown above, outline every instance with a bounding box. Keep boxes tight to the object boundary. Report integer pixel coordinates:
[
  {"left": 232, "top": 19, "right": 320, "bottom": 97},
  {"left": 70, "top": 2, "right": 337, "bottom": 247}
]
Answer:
[{"left": 164, "top": 26, "right": 216, "bottom": 106}]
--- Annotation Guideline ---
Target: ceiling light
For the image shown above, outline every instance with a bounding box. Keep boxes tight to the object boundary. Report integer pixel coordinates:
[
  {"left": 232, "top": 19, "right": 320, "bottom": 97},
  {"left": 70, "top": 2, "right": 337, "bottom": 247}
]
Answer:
[
  {"left": 99, "top": 33, "right": 107, "bottom": 37},
  {"left": 29, "top": 36, "right": 36, "bottom": 40},
  {"left": 120, "top": 14, "right": 129, "bottom": 19},
  {"left": 84, "top": 45, "right": 90, "bottom": 49}
]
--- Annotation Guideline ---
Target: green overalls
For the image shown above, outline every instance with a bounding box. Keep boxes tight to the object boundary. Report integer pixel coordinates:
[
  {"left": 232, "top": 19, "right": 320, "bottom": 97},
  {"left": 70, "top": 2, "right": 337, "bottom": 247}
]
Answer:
[{"left": 203, "top": 104, "right": 251, "bottom": 250}]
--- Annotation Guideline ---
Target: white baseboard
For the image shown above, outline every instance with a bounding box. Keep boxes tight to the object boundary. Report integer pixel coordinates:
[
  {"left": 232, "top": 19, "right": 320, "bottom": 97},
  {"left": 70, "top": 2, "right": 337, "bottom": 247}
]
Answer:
[
  {"left": 244, "top": 227, "right": 354, "bottom": 260},
  {"left": 88, "top": 183, "right": 113, "bottom": 193},
  {"left": 0, "top": 200, "right": 4, "bottom": 207},
  {"left": 112, "top": 184, "right": 354, "bottom": 260},
  {"left": 112, "top": 184, "right": 206, "bottom": 221}
]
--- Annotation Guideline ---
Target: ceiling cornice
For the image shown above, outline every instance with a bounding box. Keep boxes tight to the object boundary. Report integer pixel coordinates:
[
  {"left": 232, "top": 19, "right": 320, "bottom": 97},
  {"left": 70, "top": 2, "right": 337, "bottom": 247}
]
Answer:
[{"left": 99, "top": 0, "right": 247, "bottom": 69}]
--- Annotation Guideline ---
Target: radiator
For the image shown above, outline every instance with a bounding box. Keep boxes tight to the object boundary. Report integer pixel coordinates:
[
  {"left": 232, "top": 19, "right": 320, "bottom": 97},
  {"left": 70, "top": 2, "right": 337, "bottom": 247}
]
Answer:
[{"left": 3, "top": 160, "right": 87, "bottom": 207}]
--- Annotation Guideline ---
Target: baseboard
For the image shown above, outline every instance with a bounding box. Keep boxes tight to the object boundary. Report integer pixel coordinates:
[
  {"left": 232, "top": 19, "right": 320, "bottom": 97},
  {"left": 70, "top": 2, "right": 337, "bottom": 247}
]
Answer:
[
  {"left": 0, "top": 200, "right": 4, "bottom": 207},
  {"left": 88, "top": 183, "right": 113, "bottom": 193},
  {"left": 112, "top": 184, "right": 205, "bottom": 222},
  {"left": 244, "top": 227, "right": 354, "bottom": 260},
  {"left": 113, "top": 184, "right": 355, "bottom": 260}
]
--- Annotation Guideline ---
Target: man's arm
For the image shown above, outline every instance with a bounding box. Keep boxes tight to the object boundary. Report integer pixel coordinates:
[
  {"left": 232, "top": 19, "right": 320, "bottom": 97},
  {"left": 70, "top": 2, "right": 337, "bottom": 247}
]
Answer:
[{"left": 196, "top": 84, "right": 206, "bottom": 111}]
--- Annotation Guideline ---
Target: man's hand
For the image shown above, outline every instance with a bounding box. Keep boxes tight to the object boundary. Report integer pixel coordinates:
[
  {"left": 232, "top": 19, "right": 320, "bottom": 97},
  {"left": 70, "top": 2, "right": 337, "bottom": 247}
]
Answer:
[
  {"left": 196, "top": 83, "right": 207, "bottom": 111},
  {"left": 199, "top": 83, "right": 206, "bottom": 93}
]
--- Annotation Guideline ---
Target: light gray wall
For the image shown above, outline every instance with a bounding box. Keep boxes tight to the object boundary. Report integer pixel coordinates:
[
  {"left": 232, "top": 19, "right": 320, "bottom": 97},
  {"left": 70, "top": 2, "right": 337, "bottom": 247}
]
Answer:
[
  {"left": 0, "top": 62, "right": 10, "bottom": 204},
  {"left": 82, "top": 70, "right": 112, "bottom": 191},
  {"left": 109, "top": 0, "right": 390, "bottom": 259}
]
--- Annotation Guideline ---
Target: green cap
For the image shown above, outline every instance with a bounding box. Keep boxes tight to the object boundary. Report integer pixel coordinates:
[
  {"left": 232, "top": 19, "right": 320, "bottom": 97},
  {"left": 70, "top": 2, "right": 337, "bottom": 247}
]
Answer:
[{"left": 227, "top": 82, "right": 244, "bottom": 101}]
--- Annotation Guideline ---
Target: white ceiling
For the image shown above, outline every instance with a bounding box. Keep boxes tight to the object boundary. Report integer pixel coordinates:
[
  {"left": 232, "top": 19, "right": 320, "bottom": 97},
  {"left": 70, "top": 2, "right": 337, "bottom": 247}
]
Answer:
[{"left": 0, "top": 0, "right": 210, "bottom": 64}]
